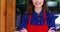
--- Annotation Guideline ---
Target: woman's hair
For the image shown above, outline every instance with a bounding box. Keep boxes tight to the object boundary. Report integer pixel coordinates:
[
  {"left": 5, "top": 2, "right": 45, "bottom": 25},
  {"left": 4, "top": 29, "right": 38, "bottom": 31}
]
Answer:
[{"left": 25, "top": 0, "right": 48, "bottom": 14}]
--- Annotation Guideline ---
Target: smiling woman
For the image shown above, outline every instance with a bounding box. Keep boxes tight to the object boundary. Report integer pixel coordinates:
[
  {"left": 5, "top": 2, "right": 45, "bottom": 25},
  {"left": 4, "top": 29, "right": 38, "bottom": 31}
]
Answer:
[{"left": 19, "top": 0, "right": 56, "bottom": 32}]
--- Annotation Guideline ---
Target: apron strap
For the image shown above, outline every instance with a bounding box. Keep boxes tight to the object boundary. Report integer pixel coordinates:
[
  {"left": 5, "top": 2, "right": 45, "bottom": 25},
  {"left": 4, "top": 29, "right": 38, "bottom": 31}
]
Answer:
[
  {"left": 44, "top": 12, "right": 47, "bottom": 25},
  {"left": 28, "top": 14, "right": 32, "bottom": 25}
]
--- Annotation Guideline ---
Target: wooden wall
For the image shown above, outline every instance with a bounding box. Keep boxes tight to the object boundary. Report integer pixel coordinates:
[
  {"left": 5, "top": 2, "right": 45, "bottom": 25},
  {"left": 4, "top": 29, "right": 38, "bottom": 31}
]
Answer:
[
  {"left": 6, "top": 0, "right": 16, "bottom": 32},
  {"left": 0, "top": 0, "right": 6, "bottom": 32},
  {"left": 0, "top": 0, "right": 16, "bottom": 32}
]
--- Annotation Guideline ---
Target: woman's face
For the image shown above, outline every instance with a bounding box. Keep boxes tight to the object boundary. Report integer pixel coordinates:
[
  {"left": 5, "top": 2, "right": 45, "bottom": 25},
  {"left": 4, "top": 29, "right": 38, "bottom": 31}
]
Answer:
[{"left": 32, "top": 0, "right": 44, "bottom": 8}]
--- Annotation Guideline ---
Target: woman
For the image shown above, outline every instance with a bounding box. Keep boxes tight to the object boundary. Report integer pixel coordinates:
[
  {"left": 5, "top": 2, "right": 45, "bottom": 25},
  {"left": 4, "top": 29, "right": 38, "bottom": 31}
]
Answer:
[{"left": 20, "top": 0, "right": 56, "bottom": 32}]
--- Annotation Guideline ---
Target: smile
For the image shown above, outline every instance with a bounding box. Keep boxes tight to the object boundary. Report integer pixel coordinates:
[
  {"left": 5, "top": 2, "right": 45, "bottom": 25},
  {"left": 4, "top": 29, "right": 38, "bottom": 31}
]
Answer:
[{"left": 35, "top": 2, "right": 41, "bottom": 5}]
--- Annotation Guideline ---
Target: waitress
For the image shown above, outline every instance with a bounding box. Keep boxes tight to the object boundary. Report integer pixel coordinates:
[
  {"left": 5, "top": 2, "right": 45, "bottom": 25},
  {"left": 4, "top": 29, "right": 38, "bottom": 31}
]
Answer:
[{"left": 20, "top": 0, "right": 56, "bottom": 32}]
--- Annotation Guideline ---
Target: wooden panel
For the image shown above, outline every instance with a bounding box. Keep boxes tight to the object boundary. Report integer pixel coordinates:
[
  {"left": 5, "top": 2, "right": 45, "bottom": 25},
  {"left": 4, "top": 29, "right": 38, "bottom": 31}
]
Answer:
[
  {"left": 5, "top": 0, "right": 16, "bottom": 32},
  {"left": 0, "top": 0, "right": 6, "bottom": 32},
  {"left": 0, "top": 0, "right": 1, "bottom": 32}
]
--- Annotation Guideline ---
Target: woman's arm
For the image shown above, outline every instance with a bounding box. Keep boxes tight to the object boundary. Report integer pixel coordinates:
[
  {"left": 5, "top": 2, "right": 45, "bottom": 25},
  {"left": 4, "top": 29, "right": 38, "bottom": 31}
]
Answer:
[
  {"left": 19, "top": 14, "right": 29, "bottom": 32},
  {"left": 48, "top": 13, "right": 57, "bottom": 32}
]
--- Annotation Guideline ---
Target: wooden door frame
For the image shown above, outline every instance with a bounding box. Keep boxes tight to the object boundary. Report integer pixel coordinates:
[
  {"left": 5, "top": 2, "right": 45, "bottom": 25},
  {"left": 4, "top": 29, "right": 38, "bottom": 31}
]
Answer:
[
  {"left": 0, "top": 0, "right": 16, "bottom": 32},
  {"left": 0, "top": 0, "right": 6, "bottom": 32},
  {"left": 6, "top": 0, "right": 16, "bottom": 32}
]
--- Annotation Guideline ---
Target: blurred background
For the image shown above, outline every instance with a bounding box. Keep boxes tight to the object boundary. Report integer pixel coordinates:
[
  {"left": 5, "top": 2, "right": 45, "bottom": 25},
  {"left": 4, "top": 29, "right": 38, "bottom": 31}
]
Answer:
[{"left": 16, "top": 0, "right": 60, "bottom": 31}]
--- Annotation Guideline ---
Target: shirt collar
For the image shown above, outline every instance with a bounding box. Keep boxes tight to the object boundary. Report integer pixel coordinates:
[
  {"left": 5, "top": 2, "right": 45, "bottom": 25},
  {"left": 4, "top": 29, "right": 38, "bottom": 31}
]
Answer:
[{"left": 32, "top": 9, "right": 44, "bottom": 17}]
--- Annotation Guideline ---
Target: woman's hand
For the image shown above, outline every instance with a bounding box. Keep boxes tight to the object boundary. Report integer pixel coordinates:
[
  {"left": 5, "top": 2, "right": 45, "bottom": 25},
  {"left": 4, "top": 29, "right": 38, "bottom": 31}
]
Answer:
[
  {"left": 48, "top": 27, "right": 55, "bottom": 32},
  {"left": 19, "top": 28, "right": 28, "bottom": 32}
]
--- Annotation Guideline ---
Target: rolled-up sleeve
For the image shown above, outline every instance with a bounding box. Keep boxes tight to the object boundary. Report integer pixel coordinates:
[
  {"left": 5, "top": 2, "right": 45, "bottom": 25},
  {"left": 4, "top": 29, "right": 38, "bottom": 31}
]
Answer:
[{"left": 48, "top": 13, "right": 57, "bottom": 31}]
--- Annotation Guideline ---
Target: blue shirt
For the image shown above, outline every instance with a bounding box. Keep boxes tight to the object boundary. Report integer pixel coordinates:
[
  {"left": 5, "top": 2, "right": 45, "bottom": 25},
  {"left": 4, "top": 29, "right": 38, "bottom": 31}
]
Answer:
[{"left": 20, "top": 10, "right": 57, "bottom": 31}]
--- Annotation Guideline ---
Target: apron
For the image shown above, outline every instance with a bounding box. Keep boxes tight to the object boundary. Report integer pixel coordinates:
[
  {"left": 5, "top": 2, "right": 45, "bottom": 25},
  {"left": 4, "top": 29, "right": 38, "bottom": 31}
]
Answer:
[{"left": 26, "top": 12, "right": 48, "bottom": 32}]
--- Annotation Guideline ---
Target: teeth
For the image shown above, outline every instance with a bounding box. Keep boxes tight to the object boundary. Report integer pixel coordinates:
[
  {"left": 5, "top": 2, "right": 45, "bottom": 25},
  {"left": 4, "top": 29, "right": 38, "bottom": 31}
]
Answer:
[
  {"left": 36, "top": 3, "right": 39, "bottom": 5},
  {"left": 35, "top": 2, "right": 41, "bottom": 5},
  {"left": 36, "top": 3, "right": 39, "bottom": 4}
]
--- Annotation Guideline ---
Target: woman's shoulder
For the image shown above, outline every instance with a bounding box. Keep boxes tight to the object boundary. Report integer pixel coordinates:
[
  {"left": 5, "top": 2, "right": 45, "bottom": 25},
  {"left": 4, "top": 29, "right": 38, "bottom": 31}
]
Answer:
[
  {"left": 46, "top": 11, "right": 57, "bottom": 20},
  {"left": 46, "top": 11, "right": 54, "bottom": 17},
  {"left": 46, "top": 11, "right": 53, "bottom": 16}
]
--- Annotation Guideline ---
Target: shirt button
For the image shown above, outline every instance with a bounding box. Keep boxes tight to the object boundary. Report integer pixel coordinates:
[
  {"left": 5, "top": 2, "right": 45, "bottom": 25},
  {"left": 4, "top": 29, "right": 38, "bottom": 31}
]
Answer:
[
  {"left": 38, "top": 23, "right": 40, "bottom": 24},
  {"left": 38, "top": 17, "right": 40, "bottom": 19}
]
